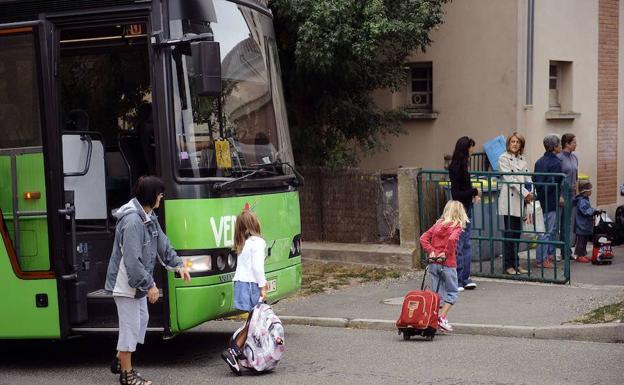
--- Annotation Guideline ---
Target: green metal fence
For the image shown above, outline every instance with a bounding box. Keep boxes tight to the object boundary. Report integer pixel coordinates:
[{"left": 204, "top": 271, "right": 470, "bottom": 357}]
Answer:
[
  {"left": 417, "top": 169, "right": 571, "bottom": 284},
  {"left": 469, "top": 152, "right": 491, "bottom": 172}
]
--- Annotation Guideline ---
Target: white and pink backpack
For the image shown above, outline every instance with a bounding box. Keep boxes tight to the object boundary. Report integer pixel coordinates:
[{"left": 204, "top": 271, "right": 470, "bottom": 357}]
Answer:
[{"left": 233, "top": 303, "right": 285, "bottom": 372}]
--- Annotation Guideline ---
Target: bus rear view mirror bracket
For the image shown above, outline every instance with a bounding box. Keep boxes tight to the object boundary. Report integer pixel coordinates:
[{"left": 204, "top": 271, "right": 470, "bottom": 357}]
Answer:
[
  {"left": 152, "top": 33, "right": 221, "bottom": 96},
  {"left": 191, "top": 40, "right": 221, "bottom": 97}
]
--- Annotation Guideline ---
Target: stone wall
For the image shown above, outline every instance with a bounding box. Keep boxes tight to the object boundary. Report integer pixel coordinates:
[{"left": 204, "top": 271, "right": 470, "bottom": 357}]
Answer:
[
  {"left": 299, "top": 168, "right": 398, "bottom": 243},
  {"left": 299, "top": 167, "right": 323, "bottom": 241}
]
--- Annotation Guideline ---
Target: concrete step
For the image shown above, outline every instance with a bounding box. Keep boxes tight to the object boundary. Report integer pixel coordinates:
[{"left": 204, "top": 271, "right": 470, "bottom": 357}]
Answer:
[{"left": 301, "top": 241, "right": 415, "bottom": 267}]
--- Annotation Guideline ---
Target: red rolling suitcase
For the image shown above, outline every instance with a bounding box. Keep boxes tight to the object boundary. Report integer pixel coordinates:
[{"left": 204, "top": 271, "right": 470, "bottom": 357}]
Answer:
[{"left": 396, "top": 265, "right": 440, "bottom": 341}]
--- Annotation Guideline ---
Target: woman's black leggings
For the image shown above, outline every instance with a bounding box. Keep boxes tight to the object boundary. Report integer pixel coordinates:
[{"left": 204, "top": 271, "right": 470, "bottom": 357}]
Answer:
[{"left": 503, "top": 215, "right": 522, "bottom": 269}]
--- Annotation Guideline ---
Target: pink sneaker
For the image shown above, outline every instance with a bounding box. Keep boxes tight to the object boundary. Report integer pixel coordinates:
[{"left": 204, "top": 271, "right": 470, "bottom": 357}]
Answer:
[{"left": 438, "top": 315, "right": 453, "bottom": 332}]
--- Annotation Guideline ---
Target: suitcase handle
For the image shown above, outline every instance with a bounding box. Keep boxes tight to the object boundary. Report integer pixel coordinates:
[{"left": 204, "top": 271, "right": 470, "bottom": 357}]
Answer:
[{"left": 420, "top": 264, "right": 444, "bottom": 293}]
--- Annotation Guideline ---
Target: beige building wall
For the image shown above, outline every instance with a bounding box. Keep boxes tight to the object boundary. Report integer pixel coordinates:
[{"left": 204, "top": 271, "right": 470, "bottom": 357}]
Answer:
[
  {"left": 360, "top": 0, "right": 519, "bottom": 170},
  {"left": 520, "top": 0, "right": 599, "bottom": 201},
  {"left": 360, "top": 0, "right": 615, "bottom": 210}
]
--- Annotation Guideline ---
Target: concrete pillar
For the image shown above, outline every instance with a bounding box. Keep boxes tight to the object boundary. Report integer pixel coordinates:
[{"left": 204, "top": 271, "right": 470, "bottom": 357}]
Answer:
[{"left": 397, "top": 167, "right": 422, "bottom": 268}]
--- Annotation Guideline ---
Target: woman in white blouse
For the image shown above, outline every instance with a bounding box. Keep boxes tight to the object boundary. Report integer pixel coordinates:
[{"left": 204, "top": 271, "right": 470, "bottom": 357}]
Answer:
[{"left": 498, "top": 133, "right": 534, "bottom": 275}]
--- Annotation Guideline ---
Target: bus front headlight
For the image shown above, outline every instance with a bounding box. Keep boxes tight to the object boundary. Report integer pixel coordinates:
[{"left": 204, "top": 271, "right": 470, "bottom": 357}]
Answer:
[
  {"left": 181, "top": 255, "right": 212, "bottom": 273},
  {"left": 227, "top": 253, "right": 236, "bottom": 269},
  {"left": 216, "top": 255, "right": 227, "bottom": 271},
  {"left": 289, "top": 234, "right": 302, "bottom": 258}
]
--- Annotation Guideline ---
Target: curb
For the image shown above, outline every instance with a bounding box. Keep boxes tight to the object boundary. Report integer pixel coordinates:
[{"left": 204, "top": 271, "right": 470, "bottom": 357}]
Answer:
[
  {"left": 279, "top": 316, "right": 624, "bottom": 344},
  {"left": 279, "top": 316, "right": 349, "bottom": 328}
]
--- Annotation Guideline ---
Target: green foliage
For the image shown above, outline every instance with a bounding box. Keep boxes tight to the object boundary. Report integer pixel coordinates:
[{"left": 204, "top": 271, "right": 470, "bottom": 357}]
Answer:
[
  {"left": 573, "top": 301, "right": 624, "bottom": 324},
  {"left": 299, "top": 261, "right": 403, "bottom": 296},
  {"left": 270, "top": 0, "right": 448, "bottom": 166}
]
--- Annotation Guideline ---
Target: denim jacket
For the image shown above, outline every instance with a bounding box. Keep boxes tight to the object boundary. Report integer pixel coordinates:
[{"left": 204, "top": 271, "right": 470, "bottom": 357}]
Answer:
[
  {"left": 573, "top": 195, "right": 597, "bottom": 236},
  {"left": 105, "top": 198, "right": 182, "bottom": 298}
]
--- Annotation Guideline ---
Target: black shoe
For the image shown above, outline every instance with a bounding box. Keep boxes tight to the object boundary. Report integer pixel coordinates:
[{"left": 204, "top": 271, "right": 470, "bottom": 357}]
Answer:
[
  {"left": 111, "top": 355, "right": 121, "bottom": 374},
  {"left": 119, "top": 369, "right": 152, "bottom": 385},
  {"left": 229, "top": 341, "right": 244, "bottom": 359},
  {"left": 221, "top": 348, "right": 242, "bottom": 376}
]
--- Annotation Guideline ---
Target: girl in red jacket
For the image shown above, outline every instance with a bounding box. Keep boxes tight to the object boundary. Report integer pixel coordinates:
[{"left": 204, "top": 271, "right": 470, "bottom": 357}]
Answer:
[{"left": 420, "top": 200, "right": 469, "bottom": 332}]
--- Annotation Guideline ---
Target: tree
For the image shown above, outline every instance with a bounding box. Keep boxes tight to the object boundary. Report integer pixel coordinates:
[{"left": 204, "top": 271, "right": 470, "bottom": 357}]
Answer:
[{"left": 270, "top": 0, "right": 448, "bottom": 167}]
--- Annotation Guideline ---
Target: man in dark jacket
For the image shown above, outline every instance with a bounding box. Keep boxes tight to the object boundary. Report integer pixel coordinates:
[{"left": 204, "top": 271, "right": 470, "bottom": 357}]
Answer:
[{"left": 533, "top": 134, "right": 563, "bottom": 268}]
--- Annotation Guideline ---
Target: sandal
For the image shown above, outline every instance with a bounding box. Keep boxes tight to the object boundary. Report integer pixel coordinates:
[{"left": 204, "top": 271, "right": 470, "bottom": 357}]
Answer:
[
  {"left": 111, "top": 355, "right": 121, "bottom": 374},
  {"left": 505, "top": 267, "right": 519, "bottom": 275},
  {"left": 120, "top": 369, "right": 152, "bottom": 385}
]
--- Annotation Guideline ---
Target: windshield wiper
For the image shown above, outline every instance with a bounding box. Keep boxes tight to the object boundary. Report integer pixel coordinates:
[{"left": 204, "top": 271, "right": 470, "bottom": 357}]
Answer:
[
  {"left": 212, "top": 160, "right": 304, "bottom": 192},
  {"left": 248, "top": 159, "right": 304, "bottom": 187},
  {"left": 276, "top": 160, "right": 305, "bottom": 186},
  {"left": 212, "top": 167, "right": 276, "bottom": 192}
]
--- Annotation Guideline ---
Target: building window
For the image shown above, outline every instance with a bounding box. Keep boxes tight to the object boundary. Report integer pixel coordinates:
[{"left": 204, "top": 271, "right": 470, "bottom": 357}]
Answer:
[
  {"left": 549, "top": 62, "right": 560, "bottom": 109},
  {"left": 546, "top": 60, "right": 579, "bottom": 119},
  {"left": 409, "top": 63, "right": 433, "bottom": 111}
]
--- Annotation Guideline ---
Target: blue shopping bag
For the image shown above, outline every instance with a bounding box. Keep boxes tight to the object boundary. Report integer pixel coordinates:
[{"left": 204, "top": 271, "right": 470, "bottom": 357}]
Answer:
[{"left": 483, "top": 135, "right": 506, "bottom": 171}]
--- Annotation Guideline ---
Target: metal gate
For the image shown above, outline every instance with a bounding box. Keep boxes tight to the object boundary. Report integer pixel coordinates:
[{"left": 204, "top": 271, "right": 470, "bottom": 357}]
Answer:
[{"left": 417, "top": 169, "right": 571, "bottom": 283}]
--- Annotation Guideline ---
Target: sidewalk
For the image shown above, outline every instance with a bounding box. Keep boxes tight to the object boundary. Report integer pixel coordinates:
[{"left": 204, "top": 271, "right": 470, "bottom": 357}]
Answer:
[{"left": 273, "top": 245, "right": 624, "bottom": 343}]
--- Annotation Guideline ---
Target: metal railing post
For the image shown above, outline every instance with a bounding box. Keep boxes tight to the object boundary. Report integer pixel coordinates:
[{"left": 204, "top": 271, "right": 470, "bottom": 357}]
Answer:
[
  {"left": 10, "top": 154, "right": 20, "bottom": 260},
  {"left": 417, "top": 169, "right": 570, "bottom": 284}
]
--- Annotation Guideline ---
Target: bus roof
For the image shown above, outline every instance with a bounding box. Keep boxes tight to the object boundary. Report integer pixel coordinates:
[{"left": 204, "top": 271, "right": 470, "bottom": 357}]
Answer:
[
  {"left": 0, "top": 0, "right": 271, "bottom": 24},
  {"left": 0, "top": 0, "right": 140, "bottom": 23}
]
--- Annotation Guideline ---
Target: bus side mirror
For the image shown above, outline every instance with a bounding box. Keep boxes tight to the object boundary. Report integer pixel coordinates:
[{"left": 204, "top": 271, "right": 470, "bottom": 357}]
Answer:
[{"left": 191, "top": 41, "right": 221, "bottom": 97}]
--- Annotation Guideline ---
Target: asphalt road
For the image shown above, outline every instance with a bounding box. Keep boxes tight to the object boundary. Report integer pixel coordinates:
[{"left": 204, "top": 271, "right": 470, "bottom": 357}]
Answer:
[{"left": 1, "top": 321, "right": 623, "bottom": 385}]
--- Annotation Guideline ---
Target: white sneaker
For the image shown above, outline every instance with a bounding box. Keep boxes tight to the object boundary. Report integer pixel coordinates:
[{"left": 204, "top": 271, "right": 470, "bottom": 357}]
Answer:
[
  {"left": 438, "top": 316, "right": 453, "bottom": 332},
  {"left": 464, "top": 282, "right": 477, "bottom": 290},
  {"left": 458, "top": 286, "right": 465, "bottom": 292}
]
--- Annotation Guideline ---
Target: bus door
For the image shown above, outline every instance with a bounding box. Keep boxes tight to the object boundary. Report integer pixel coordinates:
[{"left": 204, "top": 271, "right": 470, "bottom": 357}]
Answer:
[
  {"left": 0, "top": 21, "right": 66, "bottom": 339},
  {"left": 56, "top": 19, "right": 158, "bottom": 331}
]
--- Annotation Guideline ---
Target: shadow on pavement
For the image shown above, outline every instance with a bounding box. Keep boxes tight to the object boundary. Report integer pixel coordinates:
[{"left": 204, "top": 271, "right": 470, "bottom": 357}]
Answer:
[{"left": 0, "top": 331, "right": 231, "bottom": 370}]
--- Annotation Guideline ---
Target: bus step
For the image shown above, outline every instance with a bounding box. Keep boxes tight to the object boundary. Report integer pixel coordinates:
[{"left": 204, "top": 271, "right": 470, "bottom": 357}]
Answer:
[
  {"left": 87, "top": 289, "right": 163, "bottom": 299},
  {"left": 72, "top": 326, "right": 164, "bottom": 334}
]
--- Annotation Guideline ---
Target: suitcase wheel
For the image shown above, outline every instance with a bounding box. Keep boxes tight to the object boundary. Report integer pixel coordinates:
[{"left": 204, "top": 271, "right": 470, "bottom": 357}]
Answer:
[
  {"left": 426, "top": 335, "right": 434, "bottom": 341},
  {"left": 403, "top": 333, "right": 411, "bottom": 341}
]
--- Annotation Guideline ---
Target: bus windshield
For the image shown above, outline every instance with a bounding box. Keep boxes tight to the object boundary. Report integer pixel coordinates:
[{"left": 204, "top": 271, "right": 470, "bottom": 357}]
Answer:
[{"left": 171, "top": 0, "right": 293, "bottom": 179}]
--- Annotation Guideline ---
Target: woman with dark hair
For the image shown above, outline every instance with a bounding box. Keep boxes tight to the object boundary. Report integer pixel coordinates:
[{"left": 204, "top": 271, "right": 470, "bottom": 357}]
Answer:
[
  {"left": 105, "top": 176, "right": 191, "bottom": 385},
  {"left": 448, "top": 137, "right": 480, "bottom": 290}
]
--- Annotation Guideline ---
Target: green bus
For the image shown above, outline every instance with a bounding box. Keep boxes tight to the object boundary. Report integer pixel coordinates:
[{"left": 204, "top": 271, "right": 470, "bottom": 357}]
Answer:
[{"left": 0, "top": 0, "right": 302, "bottom": 339}]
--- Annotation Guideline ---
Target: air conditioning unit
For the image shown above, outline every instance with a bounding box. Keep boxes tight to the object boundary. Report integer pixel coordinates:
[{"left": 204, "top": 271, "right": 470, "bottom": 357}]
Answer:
[{"left": 411, "top": 92, "right": 429, "bottom": 107}]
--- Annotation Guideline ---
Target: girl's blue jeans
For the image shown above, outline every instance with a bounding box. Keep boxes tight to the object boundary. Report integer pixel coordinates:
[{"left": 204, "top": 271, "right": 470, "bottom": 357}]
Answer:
[{"left": 428, "top": 263, "right": 459, "bottom": 305}]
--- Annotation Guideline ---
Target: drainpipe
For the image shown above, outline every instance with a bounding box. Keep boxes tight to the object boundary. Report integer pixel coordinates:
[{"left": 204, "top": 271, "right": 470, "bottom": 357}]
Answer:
[{"left": 525, "top": 0, "right": 534, "bottom": 106}]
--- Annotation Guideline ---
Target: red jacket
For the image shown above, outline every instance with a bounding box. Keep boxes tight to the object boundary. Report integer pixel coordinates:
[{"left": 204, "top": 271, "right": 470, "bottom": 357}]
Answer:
[{"left": 419, "top": 221, "right": 464, "bottom": 268}]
